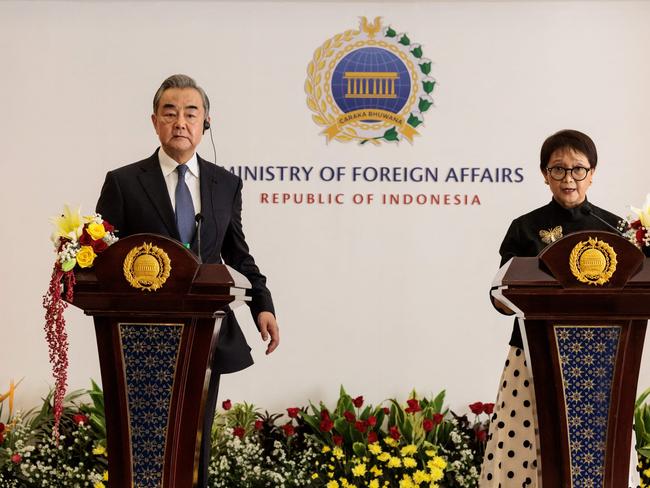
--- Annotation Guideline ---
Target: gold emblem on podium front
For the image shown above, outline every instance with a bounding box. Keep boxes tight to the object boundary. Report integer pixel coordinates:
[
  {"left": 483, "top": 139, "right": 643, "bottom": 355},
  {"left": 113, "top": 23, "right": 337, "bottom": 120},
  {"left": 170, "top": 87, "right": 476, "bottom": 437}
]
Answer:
[
  {"left": 123, "top": 243, "right": 172, "bottom": 291},
  {"left": 569, "top": 237, "right": 617, "bottom": 286}
]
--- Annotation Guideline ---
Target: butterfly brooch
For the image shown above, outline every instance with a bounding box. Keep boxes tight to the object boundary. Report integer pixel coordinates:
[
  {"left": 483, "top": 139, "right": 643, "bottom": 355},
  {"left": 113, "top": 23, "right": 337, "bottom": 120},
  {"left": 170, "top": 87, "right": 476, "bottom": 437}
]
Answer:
[{"left": 539, "top": 226, "right": 563, "bottom": 244}]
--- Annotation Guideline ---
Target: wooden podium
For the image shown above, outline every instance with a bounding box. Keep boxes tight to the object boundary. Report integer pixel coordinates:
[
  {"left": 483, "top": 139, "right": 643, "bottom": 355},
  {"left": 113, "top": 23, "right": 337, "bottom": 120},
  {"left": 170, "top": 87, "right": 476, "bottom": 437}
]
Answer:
[
  {"left": 69, "top": 234, "right": 250, "bottom": 488},
  {"left": 492, "top": 231, "right": 649, "bottom": 487}
]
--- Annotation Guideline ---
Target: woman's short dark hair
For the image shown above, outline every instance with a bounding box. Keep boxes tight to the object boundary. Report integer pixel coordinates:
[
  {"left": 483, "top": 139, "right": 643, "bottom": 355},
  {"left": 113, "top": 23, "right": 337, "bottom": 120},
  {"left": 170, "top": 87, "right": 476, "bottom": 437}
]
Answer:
[{"left": 540, "top": 129, "right": 597, "bottom": 171}]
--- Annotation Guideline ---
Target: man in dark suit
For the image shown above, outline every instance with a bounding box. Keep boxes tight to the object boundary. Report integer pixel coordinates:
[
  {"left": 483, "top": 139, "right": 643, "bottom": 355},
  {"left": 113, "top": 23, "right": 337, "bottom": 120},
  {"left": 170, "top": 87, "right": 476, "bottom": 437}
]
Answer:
[{"left": 96, "top": 74, "right": 279, "bottom": 487}]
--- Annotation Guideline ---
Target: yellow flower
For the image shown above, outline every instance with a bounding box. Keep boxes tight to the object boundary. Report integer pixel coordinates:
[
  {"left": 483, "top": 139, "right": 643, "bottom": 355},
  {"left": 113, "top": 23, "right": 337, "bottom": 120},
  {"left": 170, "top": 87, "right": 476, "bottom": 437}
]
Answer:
[
  {"left": 76, "top": 246, "right": 97, "bottom": 268},
  {"left": 92, "top": 445, "right": 106, "bottom": 456},
  {"left": 369, "top": 480, "right": 380, "bottom": 488},
  {"left": 399, "top": 475, "right": 415, "bottom": 488},
  {"left": 432, "top": 456, "right": 446, "bottom": 469},
  {"left": 94, "top": 483, "right": 105, "bottom": 488},
  {"left": 387, "top": 457, "right": 402, "bottom": 468},
  {"left": 370, "top": 465, "right": 383, "bottom": 477},
  {"left": 322, "top": 446, "right": 331, "bottom": 453},
  {"left": 377, "top": 452, "right": 391, "bottom": 462},
  {"left": 632, "top": 194, "right": 650, "bottom": 228},
  {"left": 103, "top": 471, "right": 108, "bottom": 481},
  {"left": 86, "top": 222, "right": 107, "bottom": 240},
  {"left": 403, "top": 456, "right": 417, "bottom": 468},
  {"left": 333, "top": 447, "right": 344, "bottom": 459},
  {"left": 326, "top": 481, "right": 339, "bottom": 488},
  {"left": 369, "top": 443, "right": 382, "bottom": 455},
  {"left": 352, "top": 464, "right": 366, "bottom": 477},
  {"left": 312, "top": 473, "right": 319, "bottom": 479},
  {"left": 401, "top": 444, "right": 417, "bottom": 456},
  {"left": 429, "top": 466, "right": 444, "bottom": 481},
  {"left": 384, "top": 437, "right": 398, "bottom": 447},
  {"left": 52, "top": 205, "right": 83, "bottom": 241},
  {"left": 425, "top": 449, "right": 436, "bottom": 457},
  {"left": 413, "top": 470, "right": 430, "bottom": 483}
]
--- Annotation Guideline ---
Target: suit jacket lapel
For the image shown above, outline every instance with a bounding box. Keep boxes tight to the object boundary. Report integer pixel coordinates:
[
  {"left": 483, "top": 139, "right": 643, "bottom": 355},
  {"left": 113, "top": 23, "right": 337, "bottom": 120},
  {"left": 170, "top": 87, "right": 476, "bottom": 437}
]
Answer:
[{"left": 138, "top": 152, "right": 180, "bottom": 240}]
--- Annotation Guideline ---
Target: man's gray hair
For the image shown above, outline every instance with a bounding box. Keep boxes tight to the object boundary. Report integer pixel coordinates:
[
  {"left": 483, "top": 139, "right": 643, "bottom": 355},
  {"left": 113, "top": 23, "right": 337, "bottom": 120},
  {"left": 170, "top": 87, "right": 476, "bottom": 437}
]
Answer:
[{"left": 152, "top": 74, "right": 210, "bottom": 115}]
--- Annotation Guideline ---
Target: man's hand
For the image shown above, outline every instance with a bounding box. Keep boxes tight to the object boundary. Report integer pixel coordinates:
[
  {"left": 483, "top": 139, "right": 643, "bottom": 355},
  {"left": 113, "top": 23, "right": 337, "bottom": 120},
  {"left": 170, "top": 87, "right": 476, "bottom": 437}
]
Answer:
[{"left": 257, "top": 311, "right": 280, "bottom": 355}]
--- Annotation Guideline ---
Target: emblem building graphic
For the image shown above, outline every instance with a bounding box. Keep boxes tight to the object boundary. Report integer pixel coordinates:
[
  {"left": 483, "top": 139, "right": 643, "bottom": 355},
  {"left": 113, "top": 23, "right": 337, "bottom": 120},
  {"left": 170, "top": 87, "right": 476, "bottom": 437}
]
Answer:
[{"left": 306, "top": 17, "right": 436, "bottom": 145}]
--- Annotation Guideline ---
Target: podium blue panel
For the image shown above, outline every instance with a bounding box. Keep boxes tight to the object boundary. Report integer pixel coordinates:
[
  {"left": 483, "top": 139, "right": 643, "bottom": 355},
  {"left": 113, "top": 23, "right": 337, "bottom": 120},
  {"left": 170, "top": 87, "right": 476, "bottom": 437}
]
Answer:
[
  {"left": 554, "top": 325, "right": 621, "bottom": 486},
  {"left": 119, "top": 323, "right": 184, "bottom": 487}
]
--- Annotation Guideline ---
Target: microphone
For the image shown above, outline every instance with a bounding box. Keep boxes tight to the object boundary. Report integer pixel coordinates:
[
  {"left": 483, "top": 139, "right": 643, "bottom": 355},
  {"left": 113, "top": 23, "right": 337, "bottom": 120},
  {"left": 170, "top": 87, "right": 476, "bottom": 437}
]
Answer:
[
  {"left": 580, "top": 206, "right": 624, "bottom": 236},
  {"left": 195, "top": 213, "right": 204, "bottom": 264}
]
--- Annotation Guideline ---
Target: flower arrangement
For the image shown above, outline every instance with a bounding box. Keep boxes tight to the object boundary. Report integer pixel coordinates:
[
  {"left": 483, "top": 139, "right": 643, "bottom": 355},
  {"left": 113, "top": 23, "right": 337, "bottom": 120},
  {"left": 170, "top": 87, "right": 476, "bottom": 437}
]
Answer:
[
  {"left": 0, "top": 381, "right": 107, "bottom": 487},
  {"left": 620, "top": 194, "right": 650, "bottom": 251},
  {"left": 42, "top": 205, "right": 117, "bottom": 440}
]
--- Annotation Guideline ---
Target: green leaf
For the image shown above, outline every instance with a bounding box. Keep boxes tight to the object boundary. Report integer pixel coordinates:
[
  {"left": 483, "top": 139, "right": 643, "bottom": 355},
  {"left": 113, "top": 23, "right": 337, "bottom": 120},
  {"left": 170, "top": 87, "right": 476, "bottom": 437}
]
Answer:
[
  {"left": 637, "top": 387, "right": 650, "bottom": 409},
  {"left": 411, "top": 46, "right": 423, "bottom": 58},
  {"left": 399, "top": 34, "right": 411, "bottom": 46},
  {"left": 418, "top": 98, "right": 433, "bottom": 112},
  {"left": 407, "top": 114, "right": 422, "bottom": 128},
  {"left": 385, "top": 26, "right": 396, "bottom": 38},
  {"left": 383, "top": 127, "right": 399, "bottom": 141},
  {"left": 432, "top": 390, "right": 446, "bottom": 413},
  {"left": 423, "top": 80, "right": 436, "bottom": 94},
  {"left": 61, "top": 259, "right": 76, "bottom": 272},
  {"left": 353, "top": 441, "right": 366, "bottom": 457},
  {"left": 419, "top": 61, "right": 432, "bottom": 75}
]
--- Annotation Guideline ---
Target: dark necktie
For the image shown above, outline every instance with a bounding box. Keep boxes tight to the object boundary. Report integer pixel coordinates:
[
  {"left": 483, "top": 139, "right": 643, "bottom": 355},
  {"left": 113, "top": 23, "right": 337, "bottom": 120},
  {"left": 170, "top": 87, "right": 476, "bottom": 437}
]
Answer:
[{"left": 175, "top": 164, "right": 195, "bottom": 245}]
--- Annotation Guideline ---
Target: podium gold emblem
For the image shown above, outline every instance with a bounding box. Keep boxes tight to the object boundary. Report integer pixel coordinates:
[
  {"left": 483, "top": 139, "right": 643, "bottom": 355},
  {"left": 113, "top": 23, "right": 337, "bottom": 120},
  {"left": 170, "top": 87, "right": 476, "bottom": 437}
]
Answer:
[
  {"left": 569, "top": 237, "right": 617, "bottom": 286},
  {"left": 123, "top": 243, "right": 172, "bottom": 291}
]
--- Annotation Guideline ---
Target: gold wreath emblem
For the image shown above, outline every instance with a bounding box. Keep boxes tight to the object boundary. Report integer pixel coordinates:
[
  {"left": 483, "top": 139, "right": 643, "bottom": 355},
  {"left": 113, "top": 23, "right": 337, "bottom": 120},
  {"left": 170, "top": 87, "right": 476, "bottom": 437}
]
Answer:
[
  {"left": 123, "top": 243, "right": 172, "bottom": 291},
  {"left": 569, "top": 237, "right": 617, "bottom": 286}
]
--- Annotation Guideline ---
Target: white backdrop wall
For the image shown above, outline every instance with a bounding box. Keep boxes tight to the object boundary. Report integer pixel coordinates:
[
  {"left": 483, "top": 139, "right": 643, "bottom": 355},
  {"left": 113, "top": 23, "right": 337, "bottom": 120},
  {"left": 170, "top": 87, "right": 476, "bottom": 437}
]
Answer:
[{"left": 2, "top": 1, "right": 649, "bottom": 413}]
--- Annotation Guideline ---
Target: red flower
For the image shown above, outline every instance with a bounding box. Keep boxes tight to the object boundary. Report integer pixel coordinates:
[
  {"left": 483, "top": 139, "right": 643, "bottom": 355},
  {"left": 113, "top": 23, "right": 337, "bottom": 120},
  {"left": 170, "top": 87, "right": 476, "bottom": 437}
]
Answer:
[
  {"left": 0, "top": 423, "right": 5, "bottom": 433},
  {"left": 287, "top": 407, "right": 300, "bottom": 418},
  {"left": 233, "top": 426, "right": 245, "bottom": 438},
  {"left": 73, "top": 413, "right": 89, "bottom": 425},
  {"left": 0, "top": 432, "right": 4, "bottom": 444},
  {"left": 367, "top": 415, "right": 377, "bottom": 427},
  {"left": 79, "top": 230, "right": 108, "bottom": 252},
  {"left": 432, "top": 413, "right": 444, "bottom": 425},
  {"left": 282, "top": 423, "right": 295, "bottom": 437},
  {"left": 631, "top": 219, "right": 642, "bottom": 229},
  {"left": 368, "top": 431, "right": 378, "bottom": 443},
  {"left": 423, "top": 418, "right": 434, "bottom": 432},
  {"left": 11, "top": 453, "right": 21, "bottom": 464},
  {"left": 483, "top": 403, "right": 495, "bottom": 415},
  {"left": 102, "top": 220, "right": 114, "bottom": 233},
  {"left": 405, "top": 398, "right": 422, "bottom": 413},
  {"left": 389, "top": 426, "right": 401, "bottom": 440},
  {"left": 469, "top": 402, "right": 484, "bottom": 415},
  {"left": 343, "top": 410, "right": 356, "bottom": 423},
  {"left": 637, "top": 229, "right": 647, "bottom": 244},
  {"left": 321, "top": 409, "right": 330, "bottom": 420},
  {"left": 332, "top": 434, "right": 344, "bottom": 446},
  {"left": 383, "top": 407, "right": 390, "bottom": 415},
  {"left": 320, "top": 418, "right": 334, "bottom": 432},
  {"left": 354, "top": 420, "right": 367, "bottom": 433},
  {"left": 476, "top": 428, "right": 487, "bottom": 442},
  {"left": 254, "top": 420, "right": 264, "bottom": 431},
  {"left": 352, "top": 396, "right": 364, "bottom": 408},
  {"left": 222, "top": 399, "right": 232, "bottom": 411}
]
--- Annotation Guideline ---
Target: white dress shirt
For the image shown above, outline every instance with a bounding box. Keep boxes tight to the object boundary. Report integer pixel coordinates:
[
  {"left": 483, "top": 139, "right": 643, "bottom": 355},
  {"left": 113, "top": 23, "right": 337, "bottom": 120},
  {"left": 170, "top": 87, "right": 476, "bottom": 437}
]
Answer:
[{"left": 158, "top": 147, "right": 201, "bottom": 215}]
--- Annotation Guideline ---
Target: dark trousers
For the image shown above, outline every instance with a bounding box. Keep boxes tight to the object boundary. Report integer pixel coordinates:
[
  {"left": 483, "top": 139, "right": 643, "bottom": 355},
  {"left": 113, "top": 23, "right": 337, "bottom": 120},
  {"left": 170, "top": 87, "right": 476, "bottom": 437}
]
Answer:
[{"left": 197, "top": 372, "right": 220, "bottom": 488}]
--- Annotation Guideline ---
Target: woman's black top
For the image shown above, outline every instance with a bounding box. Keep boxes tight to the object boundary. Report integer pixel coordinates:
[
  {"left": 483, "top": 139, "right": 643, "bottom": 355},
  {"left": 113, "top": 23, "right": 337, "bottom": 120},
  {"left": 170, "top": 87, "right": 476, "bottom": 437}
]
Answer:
[{"left": 497, "top": 198, "right": 621, "bottom": 348}]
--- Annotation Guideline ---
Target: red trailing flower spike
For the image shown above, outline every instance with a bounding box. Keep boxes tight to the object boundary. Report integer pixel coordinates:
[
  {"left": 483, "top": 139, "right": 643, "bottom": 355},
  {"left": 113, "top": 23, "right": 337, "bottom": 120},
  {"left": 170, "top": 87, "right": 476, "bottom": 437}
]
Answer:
[{"left": 42, "top": 266, "right": 74, "bottom": 442}]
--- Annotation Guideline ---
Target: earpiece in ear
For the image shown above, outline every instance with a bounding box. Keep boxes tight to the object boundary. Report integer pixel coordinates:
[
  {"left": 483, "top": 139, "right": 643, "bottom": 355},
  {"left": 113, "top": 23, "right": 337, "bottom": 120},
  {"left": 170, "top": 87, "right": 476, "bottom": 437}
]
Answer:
[{"left": 203, "top": 119, "right": 211, "bottom": 133}]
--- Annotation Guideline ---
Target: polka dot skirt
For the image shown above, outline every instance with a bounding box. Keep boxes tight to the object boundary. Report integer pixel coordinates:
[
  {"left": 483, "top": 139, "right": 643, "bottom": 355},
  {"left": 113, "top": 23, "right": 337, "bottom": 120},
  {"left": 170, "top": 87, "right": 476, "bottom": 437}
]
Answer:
[{"left": 480, "top": 346, "right": 539, "bottom": 487}]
